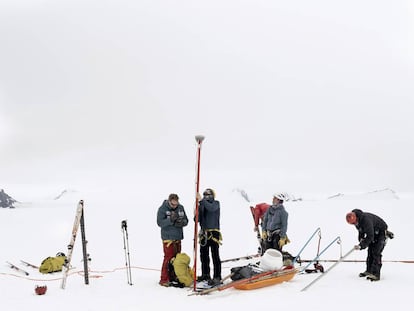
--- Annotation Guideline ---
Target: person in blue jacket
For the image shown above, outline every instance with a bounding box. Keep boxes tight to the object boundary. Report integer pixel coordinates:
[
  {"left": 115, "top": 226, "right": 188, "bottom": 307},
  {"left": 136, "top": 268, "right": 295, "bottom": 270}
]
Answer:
[
  {"left": 262, "top": 193, "right": 290, "bottom": 253},
  {"left": 157, "top": 193, "right": 188, "bottom": 286}
]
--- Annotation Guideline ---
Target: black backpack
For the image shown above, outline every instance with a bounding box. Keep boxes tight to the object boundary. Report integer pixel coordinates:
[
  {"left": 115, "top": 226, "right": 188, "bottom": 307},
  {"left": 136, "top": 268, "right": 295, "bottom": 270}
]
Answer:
[{"left": 230, "top": 264, "right": 261, "bottom": 281}]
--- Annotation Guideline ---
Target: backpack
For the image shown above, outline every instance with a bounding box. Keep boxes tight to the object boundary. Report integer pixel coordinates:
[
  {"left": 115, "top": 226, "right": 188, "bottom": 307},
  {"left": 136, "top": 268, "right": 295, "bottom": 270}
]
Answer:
[
  {"left": 282, "top": 251, "right": 295, "bottom": 266},
  {"left": 230, "top": 264, "right": 262, "bottom": 281},
  {"left": 39, "top": 255, "right": 67, "bottom": 274},
  {"left": 168, "top": 253, "right": 194, "bottom": 287}
]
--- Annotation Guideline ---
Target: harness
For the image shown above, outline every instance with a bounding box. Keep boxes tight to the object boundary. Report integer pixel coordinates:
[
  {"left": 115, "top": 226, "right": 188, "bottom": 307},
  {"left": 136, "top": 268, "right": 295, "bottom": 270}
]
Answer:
[
  {"left": 266, "top": 229, "right": 281, "bottom": 242},
  {"left": 163, "top": 240, "right": 180, "bottom": 249},
  {"left": 199, "top": 229, "right": 222, "bottom": 246}
]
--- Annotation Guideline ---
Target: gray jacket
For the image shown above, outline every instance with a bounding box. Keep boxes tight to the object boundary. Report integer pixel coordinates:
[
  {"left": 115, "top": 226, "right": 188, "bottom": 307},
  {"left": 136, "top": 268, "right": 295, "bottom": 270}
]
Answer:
[
  {"left": 157, "top": 200, "right": 188, "bottom": 240},
  {"left": 262, "top": 203, "right": 288, "bottom": 238}
]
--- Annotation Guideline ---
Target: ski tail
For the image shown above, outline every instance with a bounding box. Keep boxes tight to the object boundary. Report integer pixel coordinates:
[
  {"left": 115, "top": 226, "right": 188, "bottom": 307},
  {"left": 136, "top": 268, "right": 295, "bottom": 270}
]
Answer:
[{"left": 6, "top": 261, "right": 29, "bottom": 276}]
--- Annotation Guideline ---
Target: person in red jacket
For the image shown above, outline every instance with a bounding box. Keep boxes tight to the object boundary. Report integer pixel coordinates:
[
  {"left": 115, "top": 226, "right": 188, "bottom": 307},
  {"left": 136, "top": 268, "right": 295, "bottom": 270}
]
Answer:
[
  {"left": 251, "top": 202, "right": 270, "bottom": 254},
  {"left": 252, "top": 202, "right": 270, "bottom": 232}
]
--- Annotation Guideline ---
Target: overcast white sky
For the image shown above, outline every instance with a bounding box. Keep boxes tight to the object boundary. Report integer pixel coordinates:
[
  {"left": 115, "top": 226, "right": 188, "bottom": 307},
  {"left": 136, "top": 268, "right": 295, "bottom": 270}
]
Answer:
[{"left": 1, "top": 0, "right": 413, "bottom": 192}]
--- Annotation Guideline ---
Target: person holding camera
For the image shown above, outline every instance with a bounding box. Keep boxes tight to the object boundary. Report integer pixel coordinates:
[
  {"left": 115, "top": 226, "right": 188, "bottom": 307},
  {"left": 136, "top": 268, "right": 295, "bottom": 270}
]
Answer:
[{"left": 156, "top": 193, "right": 189, "bottom": 287}]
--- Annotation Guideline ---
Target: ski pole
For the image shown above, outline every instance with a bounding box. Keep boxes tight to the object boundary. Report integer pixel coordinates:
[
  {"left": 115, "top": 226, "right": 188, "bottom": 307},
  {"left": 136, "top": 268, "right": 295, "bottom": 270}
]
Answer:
[
  {"left": 300, "top": 247, "right": 355, "bottom": 292},
  {"left": 293, "top": 227, "right": 321, "bottom": 265},
  {"left": 121, "top": 220, "right": 133, "bottom": 285},
  {"left": 193, "top": 135, "right": 205, "bottom": 291},
  {"left": 80, "top": 207, "right": 89, "bottom": 285}
]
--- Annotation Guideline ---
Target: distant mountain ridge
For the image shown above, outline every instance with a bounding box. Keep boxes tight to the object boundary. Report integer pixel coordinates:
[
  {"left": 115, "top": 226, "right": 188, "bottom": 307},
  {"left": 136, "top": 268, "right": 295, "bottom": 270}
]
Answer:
[{"left": 327, "top": 188, "right": 399, "bottom": 200}]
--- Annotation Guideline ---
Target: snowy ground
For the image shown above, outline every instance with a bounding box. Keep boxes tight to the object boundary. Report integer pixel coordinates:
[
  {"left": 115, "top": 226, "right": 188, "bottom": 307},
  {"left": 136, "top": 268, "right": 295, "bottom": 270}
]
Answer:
[{"left": 1, "top": 182, "right": 412, "bottom": 311}]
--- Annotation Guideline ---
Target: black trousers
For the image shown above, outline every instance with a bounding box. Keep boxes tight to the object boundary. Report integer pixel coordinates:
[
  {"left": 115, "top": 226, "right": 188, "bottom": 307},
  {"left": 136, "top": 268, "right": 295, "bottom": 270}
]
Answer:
[
  {"left": 263, "top": 232, "right": 282, "bottom": 253},
  {"left": 200, "top": 231, "right": 221, "bottom": 279},
  {"left": 366, "top": 238, "right": 386, "bottom": 278}
]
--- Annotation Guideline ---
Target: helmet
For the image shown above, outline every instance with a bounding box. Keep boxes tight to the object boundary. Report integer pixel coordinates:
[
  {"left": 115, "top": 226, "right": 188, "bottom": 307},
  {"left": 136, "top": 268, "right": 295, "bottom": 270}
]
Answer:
[
  {"left": 346, "top": 212, "right": 357, "bottom": 224},
  {"left": 56, "top": 252, "right": 66, "bottom": 257},
  {"left": 203, "top": 188, "right": 215, "bottom": 199},
  {"left": 273, "top": 193, "right": 289, "bottom": 202}
]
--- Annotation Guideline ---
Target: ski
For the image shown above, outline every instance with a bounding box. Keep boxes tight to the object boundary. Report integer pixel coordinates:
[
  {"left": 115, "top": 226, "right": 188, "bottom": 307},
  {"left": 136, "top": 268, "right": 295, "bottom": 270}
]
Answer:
[
  {"left": 20, "top": 260, "right": 39, "bottom": 269},
  {"left": 221, "top": 253, "right": 261, "bottom": 263},
  {"left": 79, "top": 207, "right": 89, "bottom": 285},
  {"left": 6, "top": 261, "right": 29, "bottom": 276},
  {"left": 301, "top": 247, "right": 355, "bottom": 291},
  {"left": 61, "top": 200, "right": 84, "bottom": 289}
]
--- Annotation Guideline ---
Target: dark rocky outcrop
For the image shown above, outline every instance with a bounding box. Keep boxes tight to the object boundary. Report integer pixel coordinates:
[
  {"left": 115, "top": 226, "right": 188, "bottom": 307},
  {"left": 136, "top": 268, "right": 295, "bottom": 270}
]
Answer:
[{"left": 0, "top": 189, "right": 17, "bottom": 208}]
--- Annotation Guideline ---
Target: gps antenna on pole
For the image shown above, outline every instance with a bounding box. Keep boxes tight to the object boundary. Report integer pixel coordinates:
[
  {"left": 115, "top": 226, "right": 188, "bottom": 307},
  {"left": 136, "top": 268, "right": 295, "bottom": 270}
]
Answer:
[{"left": 193, "top": 135, "right": 205, "bottom": 291}]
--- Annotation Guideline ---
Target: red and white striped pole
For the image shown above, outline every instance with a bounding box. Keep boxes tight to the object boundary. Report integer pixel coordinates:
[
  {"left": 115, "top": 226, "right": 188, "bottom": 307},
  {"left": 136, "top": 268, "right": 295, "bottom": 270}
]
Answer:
[{"left": 193, "top": 135, "right": 205, "bottom": 291}]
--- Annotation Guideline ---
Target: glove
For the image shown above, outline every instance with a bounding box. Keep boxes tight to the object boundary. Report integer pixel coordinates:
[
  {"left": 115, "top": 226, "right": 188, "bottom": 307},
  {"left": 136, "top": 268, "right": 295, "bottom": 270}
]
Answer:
[
  {"left": 196, "top": 192, "right": 202, "bottom": 201},
  {"left": 354, "top": 244, "right": 361, "bottom": 250},
  {"left": 262, "top": 231, "right": 268, "bottom": 239},
  {"left": 278, "top": 236, "right": 290, "bottom": 248},
  {"left": 386, "top": 230, "right": 394, "bottom": 239},
  {"left": 170, "top": 211, "right": 178, "bottom": 223}
]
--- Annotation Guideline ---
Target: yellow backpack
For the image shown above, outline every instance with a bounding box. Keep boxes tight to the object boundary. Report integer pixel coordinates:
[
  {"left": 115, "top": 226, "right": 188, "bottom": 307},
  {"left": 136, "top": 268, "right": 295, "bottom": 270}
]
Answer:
[
  {"left": 170, "top": 253, "right": 194, "bottom": 287},
  {"left": 39, "top": 253, "right": 67, "bottom": 274}
]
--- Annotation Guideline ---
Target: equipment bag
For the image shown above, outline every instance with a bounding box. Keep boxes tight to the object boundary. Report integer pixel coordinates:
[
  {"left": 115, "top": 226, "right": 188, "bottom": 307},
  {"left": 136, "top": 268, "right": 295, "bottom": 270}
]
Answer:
[
  {"left": 230, "top": 264, "right": 262, "bottom": 281},
  {"left": 168, "top": 253, "right": 194, "bottom": 287},
  {"left": 39, "top": 255, "right": 67, "bottom": 274}
]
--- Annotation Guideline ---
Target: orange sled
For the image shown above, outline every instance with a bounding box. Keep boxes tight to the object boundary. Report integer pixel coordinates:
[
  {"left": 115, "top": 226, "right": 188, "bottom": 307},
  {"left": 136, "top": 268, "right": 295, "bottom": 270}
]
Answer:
[{"left": 234, "top": 266, "right": 297, "bottom": 290}]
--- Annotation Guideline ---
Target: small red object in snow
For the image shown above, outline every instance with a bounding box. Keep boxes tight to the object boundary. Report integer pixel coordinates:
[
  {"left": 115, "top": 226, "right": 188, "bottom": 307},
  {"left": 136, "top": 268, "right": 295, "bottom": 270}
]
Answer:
[{"left": 35, "top": 285, "right": 47, "bottom": 295}]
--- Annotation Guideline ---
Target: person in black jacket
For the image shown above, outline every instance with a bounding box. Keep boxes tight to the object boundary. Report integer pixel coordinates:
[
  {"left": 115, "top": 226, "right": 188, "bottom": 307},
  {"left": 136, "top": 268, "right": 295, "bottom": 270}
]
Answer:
[
  {"left": 346, "top": 209, "right": 393, "bottom": 281},
  {"left": 197, "top": 188, "right": 222, "bottom": 286}
]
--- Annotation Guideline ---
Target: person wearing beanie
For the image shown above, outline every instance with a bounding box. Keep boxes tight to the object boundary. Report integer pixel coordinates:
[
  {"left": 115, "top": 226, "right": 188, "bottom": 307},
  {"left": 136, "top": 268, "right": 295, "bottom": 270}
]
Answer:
[{"left": 346, "top": 209, "right": 394, "bottom": 281}]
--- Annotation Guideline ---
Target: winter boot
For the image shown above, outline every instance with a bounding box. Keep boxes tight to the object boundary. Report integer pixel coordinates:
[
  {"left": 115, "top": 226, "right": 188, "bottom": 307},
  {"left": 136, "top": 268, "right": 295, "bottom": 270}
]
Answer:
[
  {"left": 359, "top": 271, "right": 370, "bottom": 277},
  {"left": 197, "top": 274, "right": 211, "bottom": 282},
  {"left": 366, "top": 274, "right": 380, "bottom": 281},
  {"left": 208, "top": 277, "right": 222, "bottom": 286}
]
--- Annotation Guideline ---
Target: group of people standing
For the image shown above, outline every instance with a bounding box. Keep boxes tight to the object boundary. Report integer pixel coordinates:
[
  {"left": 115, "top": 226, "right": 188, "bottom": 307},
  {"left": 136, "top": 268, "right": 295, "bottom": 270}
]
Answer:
[
  {"left": 157, "top": 190, "right": 392, "bottom": 287},
  {"left": 156, "top": 189, "right": 222, "bottom": 287}
]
